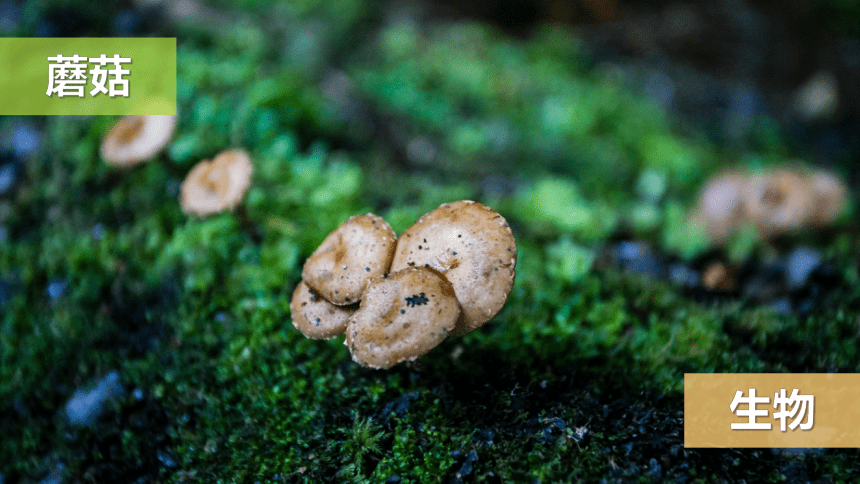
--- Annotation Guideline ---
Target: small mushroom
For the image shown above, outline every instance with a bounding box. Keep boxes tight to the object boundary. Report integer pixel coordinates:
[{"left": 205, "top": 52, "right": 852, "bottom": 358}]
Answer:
[
  {"left": 290, "top": 281, "right": 357, "bottom": 339},
  {"left": 694, "top": 171, "right": 748, "bottom": 242},
  {"left": 808, "top": 169, "right": 847, "bottom": 227},
  {"left": 101, "top": 115, "right": 177, "bottom": 167},
  {"left": 301, "top": 214, "right": 397, "bottom": 306},
  {"left": 180, "top": 149, "right": 253, "bottom": 217},
  {"left": 389, "top": 200, "right": 517, "bottom": 336},
  {"left": 345, "top": 266, "right": 460, "bottom": 369},
  {"left": 702, "top": 262, "right": 734, "bottom": 292},
  {"left": 743, "top": 169, "right": 813, "bottom": 237}
]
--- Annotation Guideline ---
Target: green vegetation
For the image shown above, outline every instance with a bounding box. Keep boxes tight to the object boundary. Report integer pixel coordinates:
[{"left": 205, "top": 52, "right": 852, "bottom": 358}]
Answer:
[{"left": 1, "top": 0, "right": 859, "bottom": 482}]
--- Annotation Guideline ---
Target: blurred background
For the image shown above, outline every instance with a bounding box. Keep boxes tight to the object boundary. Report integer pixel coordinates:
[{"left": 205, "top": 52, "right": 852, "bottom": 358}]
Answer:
[{"left": 1, "top": 0, "right": 859, "bottom": 482}]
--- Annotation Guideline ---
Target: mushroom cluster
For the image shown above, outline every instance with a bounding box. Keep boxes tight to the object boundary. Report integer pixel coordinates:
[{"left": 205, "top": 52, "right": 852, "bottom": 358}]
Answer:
[
  {"left": 290, "top": 201, "right": 517, "bottom": 369},
  {"left": 693, "top": 166, "right": 847, "bottom": 241}
]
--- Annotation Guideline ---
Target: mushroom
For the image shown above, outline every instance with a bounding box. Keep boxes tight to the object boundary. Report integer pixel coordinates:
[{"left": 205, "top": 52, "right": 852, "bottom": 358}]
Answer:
[
  {"left": 180, "top": 149, "right": 253, "bottom": 217},
  {"left": 389, "top": 200, "right": 517, "bottom": 337},
  {"left": 345, "top": 266, "right": 460, "bottom": 369},
  {"left": 694, "top": 170, "right": 748, "bottom": 242},
  {"left": 743, "top": 169, "right": 813, "bottom": 237},
  {"left": 290, "top": 281, "right": 357, "bottom": 339},
  {"left": 301, "top": 214, "right": 397, "bottom": 306},
  {"left": 702, "top": 262, "right": 734, "bottom": 292},
  {"left": 808, "top": 169, "right": 847, "bottom": 227},
  {"left": 101, "top": 115, "right": 177, "bottom": 167}
]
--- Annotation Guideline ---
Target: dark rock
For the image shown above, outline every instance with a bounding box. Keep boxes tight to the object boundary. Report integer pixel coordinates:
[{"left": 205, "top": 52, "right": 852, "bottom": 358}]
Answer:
[
  {"left": 770, "top": 297, "right": 792, "bottom": 315},
  {"left": 13, "top": 396, "right": 29, "bottom": 417},
  {"left": 742, "top": 263, "right": 784, "bottom": 301},
  {"left": 455, "top": 450, "right": 478, "bottom": 479},
  {"left": 166, "top": 179, "right": 181, "bottom": 196},
  {"left": 11, "top": 124, "right": 41, "bottom": 157},
  {"left": 0, "top": 279, "right": 13, "bottom": 306},
  {"left": 379, "top": 392, "right": 419, "bottom": 428},
  {"left": 113, "top": 10, "right": 140, "bottom": 36},
  {"left": 612, "top": 241, "right": 667, "bottom": 278},
  {"left": 36, "top": 21, "right": 56, "bottom": 37},
  {"left": 644, "top": 70, "right": 675, "bottom": 108},
  {"left": 481, "top": 174, "right": 519, "bottom": 198},
  {"left": 38, "top": 461, "right": 65, "bottom": 484},
  {"left": 156, "top": 449, "right": 177, "bottom": 469},
  {"left": 406, "top": 136, "right": 436, "bottom": 165},
  {"left": 669, "top": 264, "right": 699, "bottom": 287},
  {"left": 795, "top": 297, "right": 814, "bottom": 315},
  {"left": 66, "top": 370, "right": 125, "bottom": 426},
  {"left": 0, "top": 162, "right": 15, "bottom": 195},
  {"left": 785, "top": 247, "right": 822, "bottom": 289},
  {"left": 725, "top": 84, "right": 759, "bottom": 140},
  {"left": 47, "top": 279, "right": 66, "bottom": 300},
  {"left": 0, "top": 1, "right": 21, "bottom": 32},
  {"left": 779, "top": 459, "right": 809, "bottom": 482},
  {"left": 649, "top": 458, "right": 662, "bottom": 479},
  {"left": 546, "top": 417, "right": 565, "bottom": 431}
]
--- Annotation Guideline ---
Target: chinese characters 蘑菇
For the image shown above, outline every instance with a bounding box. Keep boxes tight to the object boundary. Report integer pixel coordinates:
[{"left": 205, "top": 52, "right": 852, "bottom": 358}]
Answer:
[
  {"left": 46, "top": 54, "right": 131, "bottom": 98},
  {"left": 729, "top": 388, "right": 814, "bottom": 431}
]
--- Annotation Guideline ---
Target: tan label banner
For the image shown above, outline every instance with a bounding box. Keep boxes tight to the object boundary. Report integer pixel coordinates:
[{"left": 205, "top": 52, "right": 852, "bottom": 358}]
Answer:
[{"left": 685, "top": 373, "right": 860, "bottom": 448}]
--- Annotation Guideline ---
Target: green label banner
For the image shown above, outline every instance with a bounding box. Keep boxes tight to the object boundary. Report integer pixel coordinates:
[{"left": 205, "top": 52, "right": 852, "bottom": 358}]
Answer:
[{"left": 0, "top": 38, "right": 176, "bottom": 115}]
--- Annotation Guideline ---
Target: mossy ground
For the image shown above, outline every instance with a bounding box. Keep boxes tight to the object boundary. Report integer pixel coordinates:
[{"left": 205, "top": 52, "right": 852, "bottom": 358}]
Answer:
[{"left": 2, "top": 0, "right": 860, "bottom": 482}]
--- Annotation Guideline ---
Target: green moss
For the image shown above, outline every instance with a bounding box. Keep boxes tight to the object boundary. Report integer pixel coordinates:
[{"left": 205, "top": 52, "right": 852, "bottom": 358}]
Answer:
[{"left": 514, "top": 177, "right": 616, "bottom": 241}]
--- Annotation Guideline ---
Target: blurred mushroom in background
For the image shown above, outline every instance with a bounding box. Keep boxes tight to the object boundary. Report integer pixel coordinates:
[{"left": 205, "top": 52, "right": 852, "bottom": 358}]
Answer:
[
  {"left": 693, "top": 170, "right": 748, "bottom": 242},
  {"left": 692, "top": 166, "right": 848, "bottom": 244},
  {"left": 808, "top": 169, "right": 848, "bottom": 227},
  {"left": 743, "top": 168, "right": 813, "bottom": 238},
  {"left": 180, "top": 149, "right": 253, "bottom": 216},
  {"left": 101, "top": 115, "right": 176, "bottom": 167}
]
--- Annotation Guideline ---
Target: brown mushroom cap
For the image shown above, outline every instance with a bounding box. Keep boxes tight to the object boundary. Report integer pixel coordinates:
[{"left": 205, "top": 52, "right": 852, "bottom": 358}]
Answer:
[
  {"left": 695, "top": 171, "right": 748, "bottom": 241},
  {"left": 702, "top": 262, "right": 735, "bottom": 292},
  {"left": 180, "top": 149, "right": 253, "bottom": 217},
  {"left": 389, "top": 200, "right": 517, "bottom": 336},
  {"left": 101, "top": 115, "right": 177, "bottom": 167},
  {"left": 290, "top": 281, "right": 357, "bottom": 339},
  {"left": 809, "top": 169, "right": 847, "bottom": 227},
  {"left": 345, "top": 266, "right": 460, "bottom": 369},
  {"left": 743, "top": 169, "right": 813, "bottom": 237},
  {"left": 301, "top": 214, "right": 397, "bottom": 306}
]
